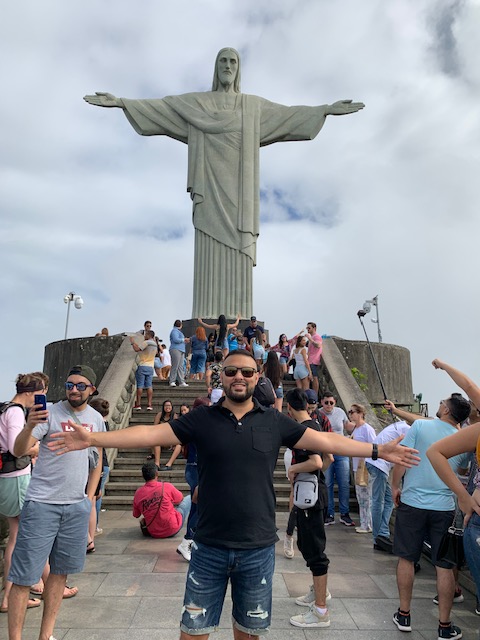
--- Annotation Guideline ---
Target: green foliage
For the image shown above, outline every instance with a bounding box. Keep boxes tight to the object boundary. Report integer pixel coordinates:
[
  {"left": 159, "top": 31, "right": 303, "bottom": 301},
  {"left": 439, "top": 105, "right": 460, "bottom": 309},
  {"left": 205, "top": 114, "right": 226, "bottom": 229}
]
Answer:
[{"left": 351, "top": 367, "right": 368, "bottom": 393}]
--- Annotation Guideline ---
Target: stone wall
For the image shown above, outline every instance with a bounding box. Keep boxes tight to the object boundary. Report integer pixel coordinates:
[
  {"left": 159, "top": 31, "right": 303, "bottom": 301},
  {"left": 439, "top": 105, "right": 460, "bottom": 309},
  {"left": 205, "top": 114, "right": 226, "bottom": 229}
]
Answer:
[
  {"left": 332, "top": 337, "right": 413, "bottom": 405},
  {"left": 43, "top": 334, "right": 125, "bottom": 401}
]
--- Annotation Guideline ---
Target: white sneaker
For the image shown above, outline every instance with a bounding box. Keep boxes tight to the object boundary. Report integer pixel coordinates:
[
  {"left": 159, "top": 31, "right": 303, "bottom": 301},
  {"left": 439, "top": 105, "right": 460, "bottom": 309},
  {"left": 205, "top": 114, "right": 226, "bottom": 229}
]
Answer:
[
  {"left": 176, "top": 537, "right": 192, "bottom": 561},
  {"left": 295, "top": 584, "right": 331, "bottom": 606},
  {"left": 169, "top": 383, "right": 176, "bottom": 387},
  {"left": 355, "top": 527, "right": 372, "bottom": 533},
  {"left": 290, "top": 604, "right": 330, "bottom": 628},
  {"left": 179, "top": 382, "right": 189, "bottom": 387},
  {"left": 284, "top": 534, "right": 294, "bottom": 559}
]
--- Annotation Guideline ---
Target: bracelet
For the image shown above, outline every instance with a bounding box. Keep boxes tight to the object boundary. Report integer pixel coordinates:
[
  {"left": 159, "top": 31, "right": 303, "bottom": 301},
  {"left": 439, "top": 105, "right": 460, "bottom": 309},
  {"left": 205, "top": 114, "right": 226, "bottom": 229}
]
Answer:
[{"left": 371, "top": 443, "right": 379, "bottom": 460}]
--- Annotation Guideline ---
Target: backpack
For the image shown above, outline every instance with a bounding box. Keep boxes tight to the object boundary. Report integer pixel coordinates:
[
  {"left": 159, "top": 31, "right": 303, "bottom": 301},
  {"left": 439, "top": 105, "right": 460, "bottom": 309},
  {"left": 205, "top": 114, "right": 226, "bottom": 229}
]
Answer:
[
  {"left": 293, "top": 472, "right": 319, "bottom": 509},
  {"left": 253, "top": 376, "right": 276, "bottom": 408},
  {"left": 0, "top": 402, "right": 32, "bottom": 474}
]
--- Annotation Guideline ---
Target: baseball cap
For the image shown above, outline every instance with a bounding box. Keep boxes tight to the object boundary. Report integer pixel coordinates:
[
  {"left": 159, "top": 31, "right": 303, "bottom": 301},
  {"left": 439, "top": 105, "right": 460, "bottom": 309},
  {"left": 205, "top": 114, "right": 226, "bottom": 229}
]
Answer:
[
  {"left": 305, "top": 389, "right": 318, "bottom": 404},
  {"left": 250, "top": 316, "right": 257, "bottom": 321},
  {"left": 68, "top": 365, "right": 97, "bottom": 386}
]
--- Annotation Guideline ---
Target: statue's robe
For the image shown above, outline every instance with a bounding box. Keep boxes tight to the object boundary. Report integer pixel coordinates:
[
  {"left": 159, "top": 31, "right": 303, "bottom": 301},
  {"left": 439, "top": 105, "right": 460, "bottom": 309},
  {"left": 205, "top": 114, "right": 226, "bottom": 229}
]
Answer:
[{"left": 122, "top": 92, "right": 327, "bottom": 317}]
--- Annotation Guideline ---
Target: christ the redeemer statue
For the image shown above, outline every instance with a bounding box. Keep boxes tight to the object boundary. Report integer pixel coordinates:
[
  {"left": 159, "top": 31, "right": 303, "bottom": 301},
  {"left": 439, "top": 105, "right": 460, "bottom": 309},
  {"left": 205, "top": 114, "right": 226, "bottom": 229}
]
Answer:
[{"left": 85, "top": 47, "right": 364, "bottom": 318}]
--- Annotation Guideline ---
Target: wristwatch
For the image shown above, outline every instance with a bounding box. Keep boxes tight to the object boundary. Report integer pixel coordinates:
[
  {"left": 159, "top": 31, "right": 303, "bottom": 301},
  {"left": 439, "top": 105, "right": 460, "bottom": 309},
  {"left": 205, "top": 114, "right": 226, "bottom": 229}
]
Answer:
[{"left": 371, "top": 443, "right": 379, "bottom": 460}]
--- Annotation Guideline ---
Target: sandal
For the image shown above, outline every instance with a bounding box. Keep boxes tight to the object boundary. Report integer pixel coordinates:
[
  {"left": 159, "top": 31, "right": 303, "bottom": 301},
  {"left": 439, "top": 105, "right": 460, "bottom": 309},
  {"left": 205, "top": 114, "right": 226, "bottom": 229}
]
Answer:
[
  {"left": 1, "top": 598, "right": 41, "bottom": 613},
  {"left": 63, "top": 586, "right": 78, "bottom": 599},
  {"left": 86, "top": 541, "right": 96, "bottom": 554}
]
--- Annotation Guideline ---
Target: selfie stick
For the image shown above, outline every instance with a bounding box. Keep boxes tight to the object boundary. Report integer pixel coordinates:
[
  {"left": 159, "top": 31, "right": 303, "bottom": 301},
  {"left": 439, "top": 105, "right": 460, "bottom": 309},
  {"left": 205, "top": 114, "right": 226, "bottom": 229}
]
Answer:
[{"left": 357, "top": 309, "right": 390, "bottom": 403}]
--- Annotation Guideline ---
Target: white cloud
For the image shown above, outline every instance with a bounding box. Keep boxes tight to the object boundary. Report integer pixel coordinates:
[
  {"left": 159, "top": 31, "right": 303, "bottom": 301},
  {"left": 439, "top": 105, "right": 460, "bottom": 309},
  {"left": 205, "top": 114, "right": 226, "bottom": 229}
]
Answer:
[{"left": 1, "top": 0, "right": 479, "bottom": 409}]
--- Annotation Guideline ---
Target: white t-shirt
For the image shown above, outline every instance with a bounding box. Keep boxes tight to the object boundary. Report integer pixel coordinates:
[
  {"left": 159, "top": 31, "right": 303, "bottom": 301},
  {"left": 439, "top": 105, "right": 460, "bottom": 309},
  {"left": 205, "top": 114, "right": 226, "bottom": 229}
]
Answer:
[{"left": 28, "top": 401, "right": 106, "bottom": 504}]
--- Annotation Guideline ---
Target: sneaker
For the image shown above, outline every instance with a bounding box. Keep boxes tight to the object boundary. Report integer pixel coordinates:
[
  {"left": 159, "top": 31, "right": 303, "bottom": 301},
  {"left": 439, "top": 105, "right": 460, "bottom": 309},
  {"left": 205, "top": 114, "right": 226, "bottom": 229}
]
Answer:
[
  {"left": 325, "top": 514, "right": 335, "bottom": 525},
  {"left": 295, "top": 584, "right": 331, "bottom": 607},
  {"left": 134, "top": 405, "right": 142, "bottom": 411},
  {"left": 94, "top": 527, "right": 103, "bottom": 536},
  {"left": 159, "top": 465, "right": 171, "bottom": 471},
  {"left": 340, "top": 514, "right": 355, "bottom": 527},
  {"left": 290, "top": 604, "right": 330, "bottom": 628},
  {"left": 437, "top": 624, "right": 462, "bottom": 640},
  {"left": 355, "top": 527, "right": 372, "bottom": 533},
  {"left": 284, "top": 534, "right": 294, "bottom": 559},
  {"left": 475, "top": 597, "right": 480, "bottom": 615},
  {"left": 433, "top": 589, "right": 464, "bottom": 605},
  {"left": 393, "top": 609, "right": 412, "bottom": 632},
  {"left": 176, "top": 537, "right": 192, "bottom": 562},
  {"left": 169, "top": 382, "right": 176, "bottom": 387},
  {"left": 179, "top": 382, "right": 189, "bottom": 387},
  {"left": 146, "top": 406, "right": 153, "bottom": 411}
]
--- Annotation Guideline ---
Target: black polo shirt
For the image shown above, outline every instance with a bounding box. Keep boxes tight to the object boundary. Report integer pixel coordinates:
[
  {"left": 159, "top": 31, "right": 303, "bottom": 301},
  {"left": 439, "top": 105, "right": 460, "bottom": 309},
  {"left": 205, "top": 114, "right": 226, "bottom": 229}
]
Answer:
[{"left": 170, "top": 399, "right": 306, "bottom": 549}]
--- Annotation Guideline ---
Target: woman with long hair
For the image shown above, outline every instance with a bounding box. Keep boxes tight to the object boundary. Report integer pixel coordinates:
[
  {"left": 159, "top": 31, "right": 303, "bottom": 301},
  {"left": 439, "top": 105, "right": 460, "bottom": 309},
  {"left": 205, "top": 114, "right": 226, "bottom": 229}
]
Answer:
[
  {"left": 292, "top": 335, "right": 312, "bottom": 390},
  {"left": 198, "top": 313, "right": 240, "bottom": 358},
  {"left": 151, "top": 400, "right": 178, "bottom": 469},
  {"left": 189, "top": 326, "right": 208, "bottom": 381},
  {"left": 0, "top": 373, "right": 44, "bottom": 613},
  {"left": 271, "top": 333, "right": 296, "bottom": 378},
  {"left": 264, "top": 350, "right": 283, "bottom": 411},
  {"left": 348, "top": 403, "right": 376, "bottom": 534}
]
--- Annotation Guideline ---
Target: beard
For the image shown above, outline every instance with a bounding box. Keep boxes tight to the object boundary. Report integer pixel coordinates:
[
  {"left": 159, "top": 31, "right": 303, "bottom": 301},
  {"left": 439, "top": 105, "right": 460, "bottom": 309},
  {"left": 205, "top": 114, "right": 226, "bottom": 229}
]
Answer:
[
  {"left": 67, "top": 395, "right": 87, "bottom": 408},
  {"left": 224, "top": 383, "right": 254, "bottom": 403}
]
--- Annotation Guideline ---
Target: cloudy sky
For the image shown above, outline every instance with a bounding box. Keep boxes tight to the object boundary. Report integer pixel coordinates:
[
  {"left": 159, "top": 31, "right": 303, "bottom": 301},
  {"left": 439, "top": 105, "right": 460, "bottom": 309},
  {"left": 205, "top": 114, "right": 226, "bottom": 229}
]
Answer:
[{"left": 1, "top": 0, "right": 479, "bottom": 409}]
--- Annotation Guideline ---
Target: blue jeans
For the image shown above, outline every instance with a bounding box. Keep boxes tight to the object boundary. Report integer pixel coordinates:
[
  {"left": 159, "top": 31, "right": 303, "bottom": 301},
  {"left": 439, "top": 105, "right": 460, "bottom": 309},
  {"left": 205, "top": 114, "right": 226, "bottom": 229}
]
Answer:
[
  {"left": 463, "top": 512, "right": 480, "bottom": 598},
  {"left": 175, "top": 495, "right": 192, "bottom": 529},
  {"left": 185, "top": 463, "right": 198, "bottom": 540},
  {"left": 325, "top": 455, "right": 350, "bottom": 516},
  {"left": 367, "top": 462, "right": 393, "bottom": 540},
  {"left": 180, "top": 542, "right": 275, "bottom": 636}
]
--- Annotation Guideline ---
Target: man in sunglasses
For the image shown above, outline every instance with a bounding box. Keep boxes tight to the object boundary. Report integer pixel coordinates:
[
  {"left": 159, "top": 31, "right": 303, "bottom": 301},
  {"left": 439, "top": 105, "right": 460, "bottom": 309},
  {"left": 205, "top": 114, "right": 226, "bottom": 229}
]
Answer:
[
  {"left": 48, "top": 351, "right": 419, "bottom": 639},
  {"left": 8, "top": 365, "right": 105, "bottom": 640}
]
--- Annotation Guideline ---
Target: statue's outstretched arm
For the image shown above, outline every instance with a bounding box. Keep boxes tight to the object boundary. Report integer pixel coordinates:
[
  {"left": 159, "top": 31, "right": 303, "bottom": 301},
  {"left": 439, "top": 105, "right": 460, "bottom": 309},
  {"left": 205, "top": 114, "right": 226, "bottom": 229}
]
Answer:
[
  {"left": 83, "top": 92, "right": 124, "bottom": 108},
  {"left": 325, "top": 99, "right": 365, "bottom": 116}
]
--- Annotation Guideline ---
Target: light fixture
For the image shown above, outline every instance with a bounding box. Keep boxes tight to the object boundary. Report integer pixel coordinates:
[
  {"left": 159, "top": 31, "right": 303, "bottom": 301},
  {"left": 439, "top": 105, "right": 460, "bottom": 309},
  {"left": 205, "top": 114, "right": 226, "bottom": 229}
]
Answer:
[{"left": 64, "top": 292, "right": 84, "bottom": 339}]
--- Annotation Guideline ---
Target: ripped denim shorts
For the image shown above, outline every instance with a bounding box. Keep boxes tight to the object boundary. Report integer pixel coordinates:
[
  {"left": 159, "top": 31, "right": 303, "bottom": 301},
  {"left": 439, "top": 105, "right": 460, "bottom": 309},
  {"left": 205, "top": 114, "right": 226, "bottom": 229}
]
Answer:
[{"left": 180, "top": 540, "right": 275, "bottom": 635}]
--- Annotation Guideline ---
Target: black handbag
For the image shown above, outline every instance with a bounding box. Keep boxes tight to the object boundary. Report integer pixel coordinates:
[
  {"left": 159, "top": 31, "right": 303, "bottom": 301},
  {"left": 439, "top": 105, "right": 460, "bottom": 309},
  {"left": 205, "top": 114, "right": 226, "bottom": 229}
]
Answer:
[{"left": 437, "top": 509, "right": 465, "bottom": 567}]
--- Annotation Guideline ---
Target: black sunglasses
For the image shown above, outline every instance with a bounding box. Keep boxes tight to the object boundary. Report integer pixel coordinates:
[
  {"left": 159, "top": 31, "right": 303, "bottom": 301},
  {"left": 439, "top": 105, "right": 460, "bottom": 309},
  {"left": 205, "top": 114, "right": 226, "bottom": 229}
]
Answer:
[
  {"left": 65, "top": 382, "right": 93, "bottom": 391},
  {"left": 323, "top": 400, "right": 335, "bottom": 405},
  {"left": 223, "top": 366, "right": 256, "bottom": 378}
]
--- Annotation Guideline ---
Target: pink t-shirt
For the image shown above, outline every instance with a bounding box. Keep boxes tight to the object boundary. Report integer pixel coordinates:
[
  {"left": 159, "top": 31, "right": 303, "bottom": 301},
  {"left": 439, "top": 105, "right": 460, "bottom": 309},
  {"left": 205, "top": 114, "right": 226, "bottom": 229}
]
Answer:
[
  {"left": 0, "top": 405, "right": 31, "bottom": 478},
  {"left": 132, "top": 480, "right": 183, "bottom": 538},
  {"left": 307, "top": 333, "right": 323, "bottom": 365}
]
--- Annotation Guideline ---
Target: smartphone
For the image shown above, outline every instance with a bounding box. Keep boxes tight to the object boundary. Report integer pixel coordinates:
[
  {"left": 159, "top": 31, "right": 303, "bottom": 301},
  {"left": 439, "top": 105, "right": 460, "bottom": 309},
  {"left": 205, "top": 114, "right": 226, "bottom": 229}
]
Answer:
[{"left": 34, "top": 394, "right": 47, "bottom": 411}]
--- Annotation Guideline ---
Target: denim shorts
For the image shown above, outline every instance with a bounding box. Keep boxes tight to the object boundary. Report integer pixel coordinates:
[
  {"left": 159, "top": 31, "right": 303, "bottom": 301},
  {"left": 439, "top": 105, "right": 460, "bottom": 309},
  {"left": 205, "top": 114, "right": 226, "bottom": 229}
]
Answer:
[
  {"left": 294, "top": 364, "right": 309, "bottom": 380},
  {"left": 310, "top": 364, "right": 319, "bottom": 377},
  {"left": 190, "top": 352, "right": 207, "bottom": 374},
  {"left": 9, "top": 497, "right": 91, "bottom": 585},
  {"left": 135, "top": 365, "right": 154, "bottom": 389},
  {"left": 180, "top": 541, "right": 275, "bottom": 636},
  {"left": 275, "top": 385, "right": 283, "bottom": 399}
]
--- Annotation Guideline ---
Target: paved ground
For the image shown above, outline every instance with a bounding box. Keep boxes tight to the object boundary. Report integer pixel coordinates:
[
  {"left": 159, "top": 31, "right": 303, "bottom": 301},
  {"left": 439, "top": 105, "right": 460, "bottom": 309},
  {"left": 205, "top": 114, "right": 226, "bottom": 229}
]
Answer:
[{"left": 1, "top": 511, "right": 478, "bottom": 640}]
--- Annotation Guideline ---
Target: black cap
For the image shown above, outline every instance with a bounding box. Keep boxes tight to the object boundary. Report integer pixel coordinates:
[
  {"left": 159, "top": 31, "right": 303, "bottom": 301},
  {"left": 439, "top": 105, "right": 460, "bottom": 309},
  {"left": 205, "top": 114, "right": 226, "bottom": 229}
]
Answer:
[{"left": 250, "top": 316, "right": 257, "bottom": 321}]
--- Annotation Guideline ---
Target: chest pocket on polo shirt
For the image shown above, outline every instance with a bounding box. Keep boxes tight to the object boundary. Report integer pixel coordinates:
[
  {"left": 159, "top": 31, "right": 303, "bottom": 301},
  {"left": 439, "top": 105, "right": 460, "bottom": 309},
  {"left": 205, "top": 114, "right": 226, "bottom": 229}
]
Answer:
[{"left": 251, "top": 426, "right": 273, "bottom": 453}]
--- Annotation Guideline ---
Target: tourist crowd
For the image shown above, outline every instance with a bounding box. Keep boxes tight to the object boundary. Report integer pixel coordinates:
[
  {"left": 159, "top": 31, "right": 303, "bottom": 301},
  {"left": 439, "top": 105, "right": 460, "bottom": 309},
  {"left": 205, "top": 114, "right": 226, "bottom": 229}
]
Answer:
[{"left": 1, "top": 318, "right": 480, "bottom": 640}]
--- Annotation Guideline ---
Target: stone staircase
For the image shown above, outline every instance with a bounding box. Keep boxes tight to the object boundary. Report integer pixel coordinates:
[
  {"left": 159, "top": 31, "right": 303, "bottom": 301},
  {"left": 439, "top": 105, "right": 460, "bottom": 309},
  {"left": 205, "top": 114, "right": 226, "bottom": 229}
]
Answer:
[{"left": 102, "top": 377, "right": 358, "bottom": 513}]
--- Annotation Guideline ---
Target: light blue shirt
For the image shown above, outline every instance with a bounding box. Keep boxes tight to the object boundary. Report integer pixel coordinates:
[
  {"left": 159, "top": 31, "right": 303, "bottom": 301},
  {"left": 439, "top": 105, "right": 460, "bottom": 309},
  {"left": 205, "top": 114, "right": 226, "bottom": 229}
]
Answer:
[
  {"left": 169, "top": 327, "right": 186, "bottom": 353},
  {"left": 400, "top": 418, "right": 463, "bottom": 511}
]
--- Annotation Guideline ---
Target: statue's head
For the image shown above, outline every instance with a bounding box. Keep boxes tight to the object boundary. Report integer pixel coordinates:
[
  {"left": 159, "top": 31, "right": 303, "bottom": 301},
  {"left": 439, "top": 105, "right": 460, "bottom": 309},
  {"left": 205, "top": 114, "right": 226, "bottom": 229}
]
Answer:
[{"left": 212, "top": 47, "right": 241, "bottom": 93}]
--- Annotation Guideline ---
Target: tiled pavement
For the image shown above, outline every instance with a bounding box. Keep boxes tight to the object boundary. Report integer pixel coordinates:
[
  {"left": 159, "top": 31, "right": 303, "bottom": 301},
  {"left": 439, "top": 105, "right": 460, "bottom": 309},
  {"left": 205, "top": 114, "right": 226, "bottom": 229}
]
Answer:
[{"left": 1, "top": 511, "right": 478, "bottom": 640}]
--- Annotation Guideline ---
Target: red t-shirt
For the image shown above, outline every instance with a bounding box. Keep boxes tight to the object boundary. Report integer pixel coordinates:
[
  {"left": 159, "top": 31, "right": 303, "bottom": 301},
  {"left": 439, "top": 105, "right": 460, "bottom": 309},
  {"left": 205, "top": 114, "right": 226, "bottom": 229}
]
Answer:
[{"left": 132, "top": 480, "right": 184, "bottom": 538}]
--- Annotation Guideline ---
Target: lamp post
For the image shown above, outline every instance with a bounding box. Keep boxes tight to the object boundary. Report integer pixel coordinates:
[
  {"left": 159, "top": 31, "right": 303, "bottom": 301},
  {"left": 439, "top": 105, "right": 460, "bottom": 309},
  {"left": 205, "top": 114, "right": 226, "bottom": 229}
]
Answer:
[
  {"left": 64, "top": 292, "right": 84, "bottom": 340},
  {"left": 362, "top": 295, "right": 382, "bottom": 343}
]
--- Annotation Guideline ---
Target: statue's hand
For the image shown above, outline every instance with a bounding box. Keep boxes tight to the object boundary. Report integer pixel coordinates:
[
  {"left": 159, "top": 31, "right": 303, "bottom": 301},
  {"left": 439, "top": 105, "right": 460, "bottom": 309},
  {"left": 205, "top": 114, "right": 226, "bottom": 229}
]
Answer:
[
  {"left": 327, "top": 99, "right": 365, "bottom": 116},
  {"left": 83, "top": 92, "right": 122, "bottom": 108}
]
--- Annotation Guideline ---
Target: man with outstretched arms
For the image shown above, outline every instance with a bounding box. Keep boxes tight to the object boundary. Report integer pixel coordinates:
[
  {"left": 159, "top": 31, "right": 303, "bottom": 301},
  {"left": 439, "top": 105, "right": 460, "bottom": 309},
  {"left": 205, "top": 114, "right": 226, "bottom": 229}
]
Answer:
[{"left": 49, "top": 351, "right": 418, "bottom": 640}]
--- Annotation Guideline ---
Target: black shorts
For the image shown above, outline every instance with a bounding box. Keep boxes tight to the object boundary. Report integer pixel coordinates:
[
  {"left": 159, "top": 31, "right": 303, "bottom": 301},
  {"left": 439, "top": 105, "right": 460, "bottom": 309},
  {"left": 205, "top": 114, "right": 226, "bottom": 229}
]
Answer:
[
  {"left": 393, "top": 502, "right": 454, "bottom": 568},
  {"left": 296, "top": 504, "right": 329, "bottom": 576}
]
